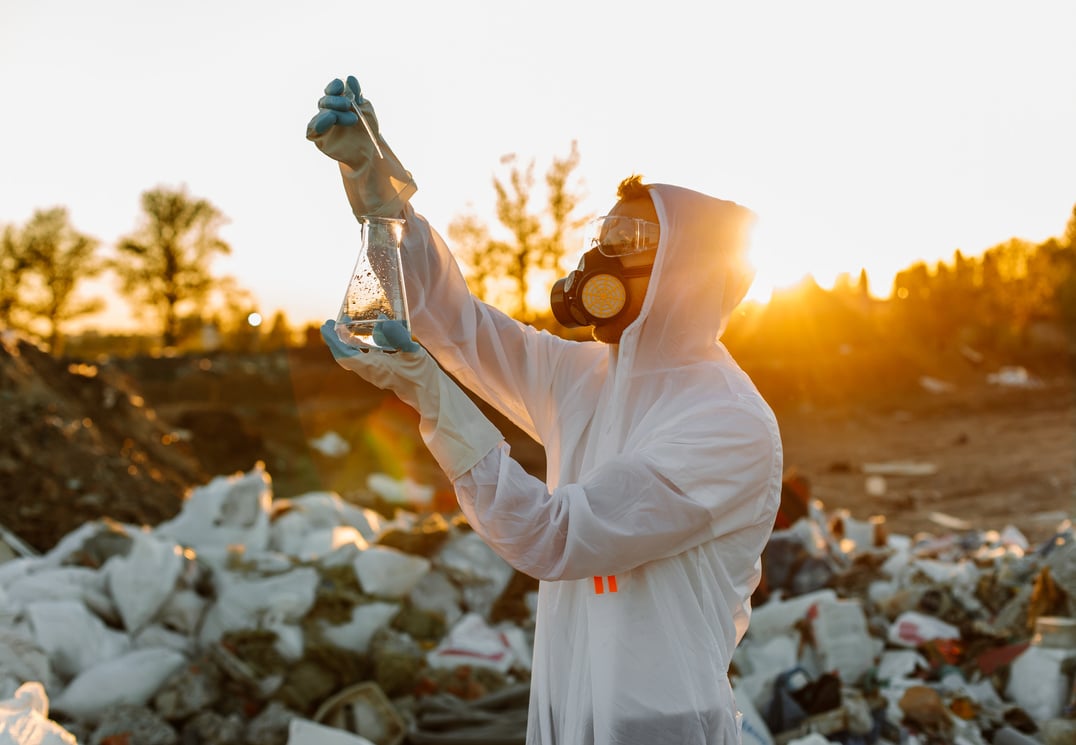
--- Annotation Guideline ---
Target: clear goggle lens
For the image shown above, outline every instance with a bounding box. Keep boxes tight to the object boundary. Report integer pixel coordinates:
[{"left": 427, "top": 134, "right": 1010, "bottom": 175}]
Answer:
[{"left": 584, "top": 216, "right": 660, "bottom": 257}]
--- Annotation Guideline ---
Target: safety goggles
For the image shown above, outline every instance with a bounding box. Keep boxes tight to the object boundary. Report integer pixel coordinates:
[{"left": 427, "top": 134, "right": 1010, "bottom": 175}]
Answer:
[{"left": 584, "top": 215, "right": 660, "bottom": 257}]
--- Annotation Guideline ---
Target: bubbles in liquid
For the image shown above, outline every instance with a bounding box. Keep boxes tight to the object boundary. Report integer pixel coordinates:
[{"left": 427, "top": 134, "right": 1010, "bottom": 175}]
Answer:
[{"left": 337, "top": 216, "right": 408, "bottom": 349}]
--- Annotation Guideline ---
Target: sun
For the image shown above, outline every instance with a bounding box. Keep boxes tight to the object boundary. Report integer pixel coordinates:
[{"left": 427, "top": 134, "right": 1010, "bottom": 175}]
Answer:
[{"left": 743, "top": 219, "right": 890, "bottom": 302}]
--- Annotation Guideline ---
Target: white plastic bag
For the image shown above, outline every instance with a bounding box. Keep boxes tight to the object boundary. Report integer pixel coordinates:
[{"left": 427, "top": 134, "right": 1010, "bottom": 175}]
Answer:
[
  {"left": 407, "top": 569, "right": 463, "bottom": 628},
  {"left": 4, "top": 567, "right": 113, "bottom": 623},
  {"left": 1005, "top": 645, "right": 1072, "bottom": 721},
  {"left": 435, "top": 532, "right": 513, "bottom": 619},
  {"left": 887, "top": 610, "right": 960, "bottom": 648},
  {"left": 26, "top": 600, "right": 130, "bottom": 679},
  {"left": 51, "top": 648, "right": 186, "bottom": 721},
  {"left": 748, "top": 589, "right": 838, "bottom": 640},
  {"left": 810, "top": 599, "right": 878, "bottom": 685},
  {"left": 105, "top": 532, "right": 183, "bottom": 633},
  {"left": 319, "top": 602, "right": 399, "bottom": 654},
  {"left": 0, "top": 630, "right": 53, "bottom": 693},
  {"left": 427, "top": 613, "right": 518, "bottom": 673},
  {"left": 353, "top": 546, "right": 430, "bottom": 598},
  {"left": 366, "top": 473, "right": 434, "bottom": 506},
  {"left": 154, "top": 466, "right": 271, "bottom": 552},
  {"left": 197, "top": 567, "right": 319, "bottom": 647}
]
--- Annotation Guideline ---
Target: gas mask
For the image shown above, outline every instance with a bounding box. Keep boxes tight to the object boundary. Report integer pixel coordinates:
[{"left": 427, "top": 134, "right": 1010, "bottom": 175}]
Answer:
[
  {"left": 550, "top": 215, "right": 659, "bottom": 328},
  {"left": 550, "top": 248, "right": 653, "bottom": 328}
]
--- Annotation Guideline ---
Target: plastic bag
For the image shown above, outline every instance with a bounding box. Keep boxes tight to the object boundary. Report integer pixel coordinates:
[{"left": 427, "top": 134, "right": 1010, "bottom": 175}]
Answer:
[
  {"left": 353, "top": 546, "right": 430, "bottom": 598},
  {"left": 105, "top": 532, "right": 183, "bottom": 633},
  {"left": 51, "top": 648, "right": 186, "bottom": 721},
  {"left": 26, "top": 600, "right": 130, "bottom": 679}
]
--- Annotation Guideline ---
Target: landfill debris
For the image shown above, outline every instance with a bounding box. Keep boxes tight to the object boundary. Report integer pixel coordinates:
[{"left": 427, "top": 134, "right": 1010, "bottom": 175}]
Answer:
[
  {"left": 366, "top": 474, "right": 435, "bottom": 507},
  {"left": 309, "top": 431, "right": 351, "bottom": 458},
  {"left": 0, "top": 523, "right": 38, "bottom": 562},
  {"left": 987, "top": 366, "right": 1042, "bottom": 388},
  {"left": 0, "top": 463, "right": 1073, "bottom": 745},
  {"left": 861, "top": 461, "right": 939, "bottom": 477},
  {"left": 918, "top": 376, "right": 955, "bottom": 394},
  {"left": 314, "top": 681, "right": 406, "bottom": 745}
]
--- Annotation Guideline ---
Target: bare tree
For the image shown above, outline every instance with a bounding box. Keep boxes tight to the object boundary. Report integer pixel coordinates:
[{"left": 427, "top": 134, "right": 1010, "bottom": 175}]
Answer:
[
  {"left": 448, "top": 142, "right": 589, "bottom": 319},
  {"left": 20, "top": 207, "right": 104, "bottom": 355},
  {"left": 114, "top": 185, "right": 232, "bottom": 347}
]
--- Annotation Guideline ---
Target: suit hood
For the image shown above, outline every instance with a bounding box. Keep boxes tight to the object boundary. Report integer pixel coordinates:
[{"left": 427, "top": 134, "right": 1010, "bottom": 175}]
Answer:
[{"left": 617, "top": 184, "right": 756, "bottom": 368}]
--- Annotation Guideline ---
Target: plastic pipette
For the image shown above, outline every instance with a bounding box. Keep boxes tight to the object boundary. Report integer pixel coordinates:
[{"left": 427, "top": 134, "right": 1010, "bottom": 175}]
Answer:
[{"left": 341, "top": 80, "right": 385, "bottom": 160}]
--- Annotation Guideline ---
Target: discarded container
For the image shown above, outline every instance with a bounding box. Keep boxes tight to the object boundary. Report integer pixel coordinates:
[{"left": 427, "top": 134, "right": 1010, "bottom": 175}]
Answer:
[
  {"left": 1005, "top": 616, "right": 1076, "bottom": 721},
  {"left": 1033, "top": 615, "right": 1076, "bottom": 649},
  {"left": 313, "top": 681, "right": 405, "bottom": 745}
]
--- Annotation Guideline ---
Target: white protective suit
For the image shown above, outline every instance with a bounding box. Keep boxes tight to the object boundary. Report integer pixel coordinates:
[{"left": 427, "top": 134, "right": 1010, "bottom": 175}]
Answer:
[{"left": 336, "top": 171, "right": 783, "bottom": 742}]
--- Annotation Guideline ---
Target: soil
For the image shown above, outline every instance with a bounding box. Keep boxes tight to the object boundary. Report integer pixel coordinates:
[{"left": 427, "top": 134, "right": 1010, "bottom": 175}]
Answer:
[
  {"left": 1, "top": 330, "right": 1072, "bottom": 554},
  {"left": 774, "top": 377, "right": 1074, "bottom": 545}
]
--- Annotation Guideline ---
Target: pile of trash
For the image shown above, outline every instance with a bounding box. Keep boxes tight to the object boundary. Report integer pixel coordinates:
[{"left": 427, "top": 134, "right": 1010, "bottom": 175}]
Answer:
[
  {"left": 1, "top": 465, "right": 1074, "bottom": 745},
  {"left": 735, "top": 497, "right": 1075, "bottom": 745}
]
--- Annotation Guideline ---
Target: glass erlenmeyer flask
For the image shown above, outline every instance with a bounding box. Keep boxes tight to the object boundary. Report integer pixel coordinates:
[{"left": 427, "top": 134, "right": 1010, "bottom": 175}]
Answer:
[{"left": 336, "top": 216, "right": 410, "bottom": 349}]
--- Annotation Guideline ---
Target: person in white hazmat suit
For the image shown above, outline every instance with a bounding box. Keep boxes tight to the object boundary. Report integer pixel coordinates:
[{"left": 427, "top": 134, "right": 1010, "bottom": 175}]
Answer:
[{"left": 308, "top": 76, "right": 783, "bottom": 744}]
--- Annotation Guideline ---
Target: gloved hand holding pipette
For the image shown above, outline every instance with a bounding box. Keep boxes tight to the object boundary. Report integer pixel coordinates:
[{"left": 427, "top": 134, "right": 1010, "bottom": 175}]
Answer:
[
  {"left": 308, "top": 77, "right": 362, "bottom": 134},
  {"left": 306, "top": 75, "right": 416, "bottom": 218}
]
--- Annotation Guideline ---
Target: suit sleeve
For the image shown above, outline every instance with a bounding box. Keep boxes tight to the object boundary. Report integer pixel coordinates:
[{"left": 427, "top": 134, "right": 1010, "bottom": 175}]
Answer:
[{"left": 453, "top": 402, "right": 783, "bottom": 580}]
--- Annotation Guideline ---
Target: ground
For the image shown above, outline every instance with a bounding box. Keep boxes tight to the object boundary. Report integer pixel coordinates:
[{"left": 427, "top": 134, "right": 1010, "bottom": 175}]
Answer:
[
  {"left": 1, "top": 331, "right": 1072, "bottom": 553},
  {"left": 775, "top": 376, "right": 1074, "bottom": 545}
]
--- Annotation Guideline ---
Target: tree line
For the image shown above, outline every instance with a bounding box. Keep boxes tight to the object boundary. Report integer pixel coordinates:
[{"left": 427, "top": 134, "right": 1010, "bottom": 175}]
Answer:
[
  {"left": 884, "top": 217, "right": 1076, "bottom": 356},
  {"left": 0, "top": 185, "right": 250, "bottom": 356},
  {"left": 2, "top": 148, "right": 1074, "bottom": 364}
]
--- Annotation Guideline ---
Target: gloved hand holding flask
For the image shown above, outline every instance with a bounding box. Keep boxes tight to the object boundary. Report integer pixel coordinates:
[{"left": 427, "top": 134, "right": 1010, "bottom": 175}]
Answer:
[{"left": 320, "top": 318, "right": 504, "bottom": 480}]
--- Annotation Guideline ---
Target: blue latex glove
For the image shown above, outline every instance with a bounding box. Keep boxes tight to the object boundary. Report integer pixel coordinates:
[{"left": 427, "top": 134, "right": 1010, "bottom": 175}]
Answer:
[
  {"left": 322, "top": 316, "right": 419, "bottom": 355},
  {"left": 308, "top": 76, "right": 363, "bottom": 135},
  {"left": 319, "top": 318, "right": 502, "bottom": 480},
  {"left": 306, "top": 74, "right": 418, "bottom": 215}
]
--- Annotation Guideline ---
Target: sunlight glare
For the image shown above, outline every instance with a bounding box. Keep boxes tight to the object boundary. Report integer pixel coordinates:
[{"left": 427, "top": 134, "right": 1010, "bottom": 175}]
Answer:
[{"left": 745, "top": 218, "right": 886, "bottom": 301}]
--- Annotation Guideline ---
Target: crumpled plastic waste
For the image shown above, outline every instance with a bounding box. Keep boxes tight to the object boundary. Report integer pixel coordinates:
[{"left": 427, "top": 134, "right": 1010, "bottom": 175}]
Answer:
[{"left": 1, "top": 463, "right": 1073, "bottom": 745}]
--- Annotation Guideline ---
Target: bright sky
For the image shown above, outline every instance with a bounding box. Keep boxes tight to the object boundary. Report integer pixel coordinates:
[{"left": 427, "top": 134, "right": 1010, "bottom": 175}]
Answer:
[{"left": 3, "top": 0, "right": 1075, "bottom": 331}]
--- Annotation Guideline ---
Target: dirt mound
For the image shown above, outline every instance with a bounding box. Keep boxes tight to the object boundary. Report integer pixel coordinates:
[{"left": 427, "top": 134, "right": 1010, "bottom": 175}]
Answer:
[{"left": 0, "top": 332, "right": 207, "bottom": 552}]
